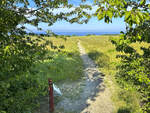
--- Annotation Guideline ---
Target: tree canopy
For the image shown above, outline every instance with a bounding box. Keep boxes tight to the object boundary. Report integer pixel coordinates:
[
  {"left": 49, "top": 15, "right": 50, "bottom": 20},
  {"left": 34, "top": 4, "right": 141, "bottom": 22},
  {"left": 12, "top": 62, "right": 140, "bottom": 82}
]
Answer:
[{"left": 0, "top": 0, "right": 91, "bottom": 113}]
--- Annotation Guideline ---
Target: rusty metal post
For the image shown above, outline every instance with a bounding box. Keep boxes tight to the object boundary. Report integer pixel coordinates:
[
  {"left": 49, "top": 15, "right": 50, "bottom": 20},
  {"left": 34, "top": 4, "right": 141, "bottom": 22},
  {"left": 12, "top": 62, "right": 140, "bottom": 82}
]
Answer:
[{"left": 48, "top": 78, "right": 54, "bottom": 113}]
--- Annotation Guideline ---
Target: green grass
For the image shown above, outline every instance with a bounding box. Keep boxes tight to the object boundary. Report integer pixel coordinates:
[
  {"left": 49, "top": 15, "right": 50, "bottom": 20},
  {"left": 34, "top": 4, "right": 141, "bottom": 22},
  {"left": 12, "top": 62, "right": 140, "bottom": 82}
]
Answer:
[
  {"left": 30, "top": 36, "right": 84, "bottom": 112},
  {"left": 31, "top": 36, "right": 83, "bottom": 85},
  {"left": 77, "top": 35, "right": 143, "bottom": 113},
  {"left": 32, "top": 35, "right": 148, "bottom": 113}
]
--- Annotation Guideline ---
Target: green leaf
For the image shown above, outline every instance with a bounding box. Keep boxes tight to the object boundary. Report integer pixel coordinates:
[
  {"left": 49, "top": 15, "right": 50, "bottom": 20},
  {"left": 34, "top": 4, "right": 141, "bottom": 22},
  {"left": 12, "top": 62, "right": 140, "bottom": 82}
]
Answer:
[
  {"left": 140, "top": 0, "right": 146, "bottom": 5},
  {"left": 148, "top": 4, "right": 150, "bottom": 8},
  {"left": 107, "top": 10, "right": 113, "bottom": 19},
  {"left": 125, "top": 11, "right": 131, "bottom": 21},
  {"left": 137, "top": 34, "right": 142, "bottom": 40},
  {"left": 4, "top": 46, "right": 10, "bottom": 54},
  {"left": 97, "top": 9, "right": 105, "bottom": 20},
  {"left": 135, "top": 15, "right": 140, "bottom": 24},
  {"left": 137, "top": 12, "right": 143, "bottom": 20},
  {"left": 6, "top": 83, "right": 10, "bottom": 88}
]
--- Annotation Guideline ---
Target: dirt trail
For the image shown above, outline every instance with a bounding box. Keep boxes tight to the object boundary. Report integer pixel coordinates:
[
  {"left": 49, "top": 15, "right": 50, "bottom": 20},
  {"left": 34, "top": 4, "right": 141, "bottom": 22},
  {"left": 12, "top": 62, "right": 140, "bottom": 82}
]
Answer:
[
  {"left": 37, "top": 41, "right": 114, "bottom": 113},
  {"left": 78, "top": 41, "right": 114, "bottom": 113}
]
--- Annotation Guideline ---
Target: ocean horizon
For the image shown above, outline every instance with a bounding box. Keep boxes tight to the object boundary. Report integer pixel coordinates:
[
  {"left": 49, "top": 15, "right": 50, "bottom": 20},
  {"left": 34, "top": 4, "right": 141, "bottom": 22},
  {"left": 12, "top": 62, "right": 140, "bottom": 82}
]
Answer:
[{"left": 34, "top": 31, "right": 120, "bottom": 36}]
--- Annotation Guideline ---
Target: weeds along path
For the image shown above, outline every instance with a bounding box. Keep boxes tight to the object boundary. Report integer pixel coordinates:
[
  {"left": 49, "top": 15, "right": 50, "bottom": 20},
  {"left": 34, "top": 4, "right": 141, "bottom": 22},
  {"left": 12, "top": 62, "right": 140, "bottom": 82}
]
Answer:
[{"left": 36, "top": 41, "right": 114, "bottom": 113}]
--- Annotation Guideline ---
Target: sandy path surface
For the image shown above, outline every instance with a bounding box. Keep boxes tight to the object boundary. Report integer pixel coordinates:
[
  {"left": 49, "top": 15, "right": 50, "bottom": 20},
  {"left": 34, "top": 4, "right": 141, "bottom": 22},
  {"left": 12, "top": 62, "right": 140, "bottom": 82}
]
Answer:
[
  {"left": 37, "top": 42, "right": 114, "bottom": 113},
  {"left": 78, "top": 41, "right": 114, "bottom": 113}
]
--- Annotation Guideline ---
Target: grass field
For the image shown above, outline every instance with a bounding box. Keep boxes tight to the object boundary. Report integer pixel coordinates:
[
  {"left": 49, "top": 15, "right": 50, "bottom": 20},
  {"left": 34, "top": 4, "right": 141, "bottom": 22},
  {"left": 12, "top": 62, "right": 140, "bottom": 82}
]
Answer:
[
  {"left": 76, "top": 35, "right": 145, "bottom": 113},
  {"left": 38, "top": 37, "right": 83, "bottom": 82},
  {"left": 29, "top": 36, "right": 84, "bottom": 99},
  {"left": 32, "top": 35, "right": 149, "bottom": 113}
]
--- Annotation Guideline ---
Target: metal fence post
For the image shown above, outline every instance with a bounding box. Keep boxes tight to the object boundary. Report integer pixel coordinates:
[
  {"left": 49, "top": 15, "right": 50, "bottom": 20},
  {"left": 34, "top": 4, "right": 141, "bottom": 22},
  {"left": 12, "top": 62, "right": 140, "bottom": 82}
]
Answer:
[{"left": 48, "top": 78, "right": 54, "bottom": 113}]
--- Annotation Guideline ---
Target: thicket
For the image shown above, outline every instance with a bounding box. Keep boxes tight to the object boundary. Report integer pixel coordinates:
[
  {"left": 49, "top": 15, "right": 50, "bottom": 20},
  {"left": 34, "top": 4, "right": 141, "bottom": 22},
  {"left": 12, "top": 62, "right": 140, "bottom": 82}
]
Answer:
[
  {"left": 95, "top": 0, "right": 150, "bottom": 112},
  {"left": 0, "top": 0, "right": 91, "bottom": 113}
]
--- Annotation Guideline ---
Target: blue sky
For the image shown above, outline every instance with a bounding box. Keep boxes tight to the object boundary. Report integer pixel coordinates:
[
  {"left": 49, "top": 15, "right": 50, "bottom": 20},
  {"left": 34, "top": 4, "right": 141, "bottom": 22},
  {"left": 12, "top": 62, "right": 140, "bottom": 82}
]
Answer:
[
  {"left": 26, "top": 0, "right": 126, "bottom": 33},
  {"left": 37, "top": 17, "right": 126, "bottom": 33}
]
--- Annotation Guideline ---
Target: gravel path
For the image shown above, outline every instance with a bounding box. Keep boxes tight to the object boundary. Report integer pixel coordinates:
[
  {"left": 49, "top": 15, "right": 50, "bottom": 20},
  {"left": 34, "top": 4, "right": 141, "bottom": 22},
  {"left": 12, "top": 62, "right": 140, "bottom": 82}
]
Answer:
[{"left": 37, "top": 41, "right": 114, "bottom": 113}]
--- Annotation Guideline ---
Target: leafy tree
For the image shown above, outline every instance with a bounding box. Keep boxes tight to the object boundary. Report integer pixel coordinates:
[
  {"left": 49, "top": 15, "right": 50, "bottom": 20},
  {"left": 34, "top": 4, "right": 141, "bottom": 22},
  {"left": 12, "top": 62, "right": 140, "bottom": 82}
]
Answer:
[
  {"left": 95, "top": 0, "right": 150, "bottom": 112},
  {"left": 0, "top": 0, "right": 91, "bottom": 112}
]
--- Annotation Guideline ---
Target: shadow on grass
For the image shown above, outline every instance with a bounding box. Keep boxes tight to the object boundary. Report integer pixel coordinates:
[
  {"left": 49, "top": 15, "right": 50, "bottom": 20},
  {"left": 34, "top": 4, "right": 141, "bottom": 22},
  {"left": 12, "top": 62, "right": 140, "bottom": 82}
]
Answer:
[
  {"left": 117, "top": 108, "right": 131, "bottom": 113},
  {"left": 88, "top": 50, "right": 110, "bottom": 69},
  {"left": 33, "top": 51, "right": 83, "bottom": 82}
]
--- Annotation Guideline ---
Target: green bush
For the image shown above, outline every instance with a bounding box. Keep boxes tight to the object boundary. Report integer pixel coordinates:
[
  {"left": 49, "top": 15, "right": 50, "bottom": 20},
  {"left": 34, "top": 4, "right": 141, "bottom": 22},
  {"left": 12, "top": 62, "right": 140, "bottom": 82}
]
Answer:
[
  {"left": 0, "top": 1, "right": 48, "bottom": 112},
  {"left": 95, "top": 0, "right": 150, "bottom": 111},
  {"left": 116, "top": 48, "right": 150, "bottom": 112}
]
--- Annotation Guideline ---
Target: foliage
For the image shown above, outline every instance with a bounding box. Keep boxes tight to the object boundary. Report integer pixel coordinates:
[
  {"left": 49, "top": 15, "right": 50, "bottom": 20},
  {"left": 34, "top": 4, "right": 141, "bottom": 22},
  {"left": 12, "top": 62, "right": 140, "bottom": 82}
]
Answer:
[
  {"left": 95, "top": 0, "right": 150, "bottom": 112},
  {"left": 0, "top": 0, "right": 91, "bottom": 113}
]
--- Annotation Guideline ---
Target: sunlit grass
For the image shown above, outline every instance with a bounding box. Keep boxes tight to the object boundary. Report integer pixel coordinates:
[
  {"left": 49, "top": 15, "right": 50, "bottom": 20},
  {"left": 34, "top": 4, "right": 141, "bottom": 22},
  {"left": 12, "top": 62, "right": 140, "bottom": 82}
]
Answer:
[
  {"left": 31, "top": 35, "right": 148, "bottom": 113},
  {"left": 77, "top": 35, "right": 144, "bottom": 113},
  {"left": 31, "top": 36, "right": 83, "bottom": 84}
]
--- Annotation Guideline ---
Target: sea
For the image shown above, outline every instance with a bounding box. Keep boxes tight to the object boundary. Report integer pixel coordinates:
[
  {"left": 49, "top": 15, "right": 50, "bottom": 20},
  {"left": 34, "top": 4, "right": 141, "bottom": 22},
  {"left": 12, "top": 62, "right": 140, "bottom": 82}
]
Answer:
[{"left": 35, "top": 31, "right": 120, "bottom": 36}]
